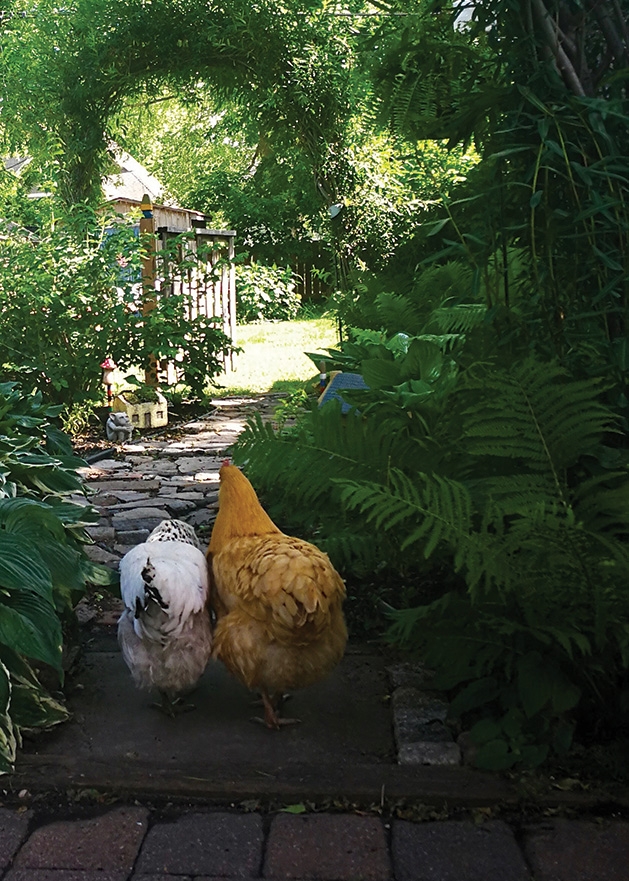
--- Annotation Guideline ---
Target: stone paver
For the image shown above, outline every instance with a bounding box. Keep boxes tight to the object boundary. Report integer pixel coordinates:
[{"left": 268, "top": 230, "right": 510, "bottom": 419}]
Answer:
[
  {"left": 12, "top": 807, "right": 149, "bottom": 872},
  {"left": 0, "top": 808, "right": 32, "bottom": 870},
  {"left": 264, "top": 814, "right": 391, "bottom": 880},
  {"left": 391, "top": 819, "right": 531, "bottom": 881},
  {"left": 523, "top": 818, "right": 629, "bottom": 881},
  {"left": 134, "top": 812, "right": 263, "bottom": 877}
]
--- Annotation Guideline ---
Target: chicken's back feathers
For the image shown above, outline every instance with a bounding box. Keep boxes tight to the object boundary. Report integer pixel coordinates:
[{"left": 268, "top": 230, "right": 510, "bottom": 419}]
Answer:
[
  {"left": 118, "top": 536, "right": 212, "bottom": 696},
  {"left": 212, "top": 533, "right": 346, "bottom": 644},
  {"left": 208, "top": 464, "right": 348, "bottom": 696},
  {"left": 119, "top": 541, "right": 209, "bottom": 641}
]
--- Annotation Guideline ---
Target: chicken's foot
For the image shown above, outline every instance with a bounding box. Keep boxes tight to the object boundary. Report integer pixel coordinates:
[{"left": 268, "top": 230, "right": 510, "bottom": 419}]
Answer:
[
  {"left": 152, "top": 691, "right": 196, "bottom": 717},
  {"left": 251, "top": 690, "right": 300, "bottom": 730}
]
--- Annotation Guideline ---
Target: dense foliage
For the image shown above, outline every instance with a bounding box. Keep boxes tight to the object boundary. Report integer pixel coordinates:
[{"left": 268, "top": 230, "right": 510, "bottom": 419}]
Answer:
[
  {"left": 234, "top": 294, "right": 629, "bottom": 769},
  {"left": 0, "top": 206, "right": 235, "bottom": 405},
  {"left": 2, "top": 0, "right": 628, "bottom": 773},
  {"left": 235, "top": 263, "right": 301, "bottom": 323},
  {"left": 0, "top": 382, "right": 113, "bottom": 772}
]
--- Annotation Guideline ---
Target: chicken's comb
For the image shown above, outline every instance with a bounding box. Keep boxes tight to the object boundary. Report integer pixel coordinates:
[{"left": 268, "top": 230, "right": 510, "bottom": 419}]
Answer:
[{"left": 222, "top": 457, "right": 231, "bottom": 467}]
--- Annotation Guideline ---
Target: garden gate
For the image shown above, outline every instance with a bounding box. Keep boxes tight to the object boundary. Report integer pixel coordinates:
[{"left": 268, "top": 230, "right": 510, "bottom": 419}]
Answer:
[{"left": 139, "top": 199, "right": 237, "bottom": 382}]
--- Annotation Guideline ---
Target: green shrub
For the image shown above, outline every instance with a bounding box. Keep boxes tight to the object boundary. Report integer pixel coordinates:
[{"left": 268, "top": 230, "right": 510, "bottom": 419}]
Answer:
[
  {"left": 0, "top": 208, "right": 235, "bottom": 405},
  {"left": 233, "top": 298, "right": 629, "bottom": 770},
  {"left": 235, "top": 263, "right": 301, "bottom": 323},
  {"left": 0, "top": 382, "right": 113, "bottom": 772}
]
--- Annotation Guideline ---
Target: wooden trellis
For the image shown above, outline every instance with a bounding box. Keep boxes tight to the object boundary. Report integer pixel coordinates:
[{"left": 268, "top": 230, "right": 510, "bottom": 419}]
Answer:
[
  {"left": 140, "top": 206, "right": 237, "bottom": 381},
  {"left": 157, "top": 225, "right": 236, "bottom": 344}
]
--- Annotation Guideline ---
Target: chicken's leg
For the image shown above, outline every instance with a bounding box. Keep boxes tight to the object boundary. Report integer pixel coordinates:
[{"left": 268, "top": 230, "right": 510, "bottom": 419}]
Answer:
[
  {"left": 152, "top": 690, "right": 196, "bottom": 717},
  {"left": 253, "top": 690, "right": 300, "bottom": 729}
]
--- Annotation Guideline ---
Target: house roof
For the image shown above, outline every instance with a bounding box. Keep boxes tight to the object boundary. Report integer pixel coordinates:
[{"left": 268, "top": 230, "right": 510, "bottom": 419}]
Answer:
[{"left": 102, "top": 149, "right": 177, "bottom": 206}]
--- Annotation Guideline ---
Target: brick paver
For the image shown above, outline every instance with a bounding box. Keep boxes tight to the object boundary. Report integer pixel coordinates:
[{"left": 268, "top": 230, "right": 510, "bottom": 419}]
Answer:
[
  {"left": 134, "top": 812, "right": 263, "bottom": 876},
  {"left": 0, "top": 808, "right": 31, "bottom": 870},
  {"left": 523, "top": 818, "right": 629, "bottom": 881},
  {"left": 264, "top": 813, "right": 391, "bottom": 880},
  {"left": 11, "top": 806, "right": 149, "bottom": 872},
  {"left": 5, "top": 871, "right": 128, "bottom": 881},
  {"left": 391, "top": 819, "right": 531, "bottom": 881}
]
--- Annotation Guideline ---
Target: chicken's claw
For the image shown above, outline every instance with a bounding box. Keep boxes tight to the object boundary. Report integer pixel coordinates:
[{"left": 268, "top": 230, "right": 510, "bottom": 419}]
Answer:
[
  {"left": 250, "top": 690, "right": 301, "bottom": 729},
  {"left": 152, "top": 692, "right": 197, "bottom": 717}
]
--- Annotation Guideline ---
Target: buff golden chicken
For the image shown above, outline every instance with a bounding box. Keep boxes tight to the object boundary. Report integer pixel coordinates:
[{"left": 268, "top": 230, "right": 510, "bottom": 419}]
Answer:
[
  {"left": 118, "top": 519, "right": 212, "bottom": 716},
  {"left": 207, "top": 462, "right": 347, "bottom": 729}
]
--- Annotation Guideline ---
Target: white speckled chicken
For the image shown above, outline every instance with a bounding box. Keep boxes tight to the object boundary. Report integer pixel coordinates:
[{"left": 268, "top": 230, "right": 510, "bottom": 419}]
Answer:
[
  {"left": 118, "top": 519, "right": 212, "bottom": 715},
  {"left": 207, "top": 463, "right": 347, "bottom": 729}
]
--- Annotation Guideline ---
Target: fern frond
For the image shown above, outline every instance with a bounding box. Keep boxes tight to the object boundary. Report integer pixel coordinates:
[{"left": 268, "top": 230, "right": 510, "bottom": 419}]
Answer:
[
  {"left": 429, "top": 303, "right": 487, "bottom": 334},
  {"left": 235, "top": 408, "right": 382, "bottom": 507},
  {"left": 463, "top": 359, "right": 615, "bottom": 476},
  {"left": 375, "top": 291, "right": 424, "bottom": 336},
  {"left": 335, "top": 467, "right": 472, "bottom": 566}
]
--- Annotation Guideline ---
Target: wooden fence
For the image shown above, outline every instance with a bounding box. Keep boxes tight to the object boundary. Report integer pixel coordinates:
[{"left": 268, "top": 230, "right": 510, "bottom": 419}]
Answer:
[{"left": 143, "top": 222, "right": 237, "bottom": 380}]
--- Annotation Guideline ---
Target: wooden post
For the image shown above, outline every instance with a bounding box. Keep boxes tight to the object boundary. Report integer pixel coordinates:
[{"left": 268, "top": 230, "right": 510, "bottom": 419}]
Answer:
[{"left": 140, "top": 194, "right": 158, "bottom": 387}]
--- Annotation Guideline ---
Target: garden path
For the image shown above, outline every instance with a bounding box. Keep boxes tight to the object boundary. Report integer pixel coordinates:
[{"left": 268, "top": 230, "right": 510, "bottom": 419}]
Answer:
[{"left": 6, "top": 396, "right": 628, "bottom": 881}]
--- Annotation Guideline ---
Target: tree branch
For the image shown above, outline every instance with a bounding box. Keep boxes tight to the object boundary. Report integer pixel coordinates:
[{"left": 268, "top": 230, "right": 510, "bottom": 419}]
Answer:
[
  {"left": 586, "top": 0, "right": 629, "bottom": 67},
  {"left": 530, "top": 0, "right": 588, "bottom": 96}
]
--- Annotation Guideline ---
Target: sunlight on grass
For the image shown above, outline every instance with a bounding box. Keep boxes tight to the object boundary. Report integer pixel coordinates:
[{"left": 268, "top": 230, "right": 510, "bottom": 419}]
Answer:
[{"left": 214, "top": 317, "right": 339, "bottom": 396}]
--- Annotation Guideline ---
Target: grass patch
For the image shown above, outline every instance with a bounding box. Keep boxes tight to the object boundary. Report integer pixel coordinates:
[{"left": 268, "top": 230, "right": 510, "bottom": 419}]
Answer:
[{"left": 214, "top": 316, "right": 339, "bottom": 396}]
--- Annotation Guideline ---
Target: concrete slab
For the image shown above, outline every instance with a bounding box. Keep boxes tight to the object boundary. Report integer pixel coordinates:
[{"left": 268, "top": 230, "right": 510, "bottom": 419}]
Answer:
[
  {"left": 19, "top": 641, "right": 392, "bottom": 778},
  {"left": 13, "top": 633, "right": 519, "bottom": 807}
]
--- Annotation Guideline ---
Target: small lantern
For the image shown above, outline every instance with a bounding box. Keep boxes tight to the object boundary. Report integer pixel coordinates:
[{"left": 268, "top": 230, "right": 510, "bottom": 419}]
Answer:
[{"left": 100, "top": 357, "right": 117, "bottom": 408}]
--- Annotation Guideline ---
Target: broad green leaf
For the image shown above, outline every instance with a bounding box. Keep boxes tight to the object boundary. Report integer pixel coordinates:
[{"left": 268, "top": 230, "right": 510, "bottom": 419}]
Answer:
[
  {"left": 0, "top": 661, "right": 16, "bottom": 774},
  {"left": 0, "top": 645, "right": 69, "bottom": 729},
  {"left": 0, "top": 600, "right": 62, "bottom": 674},
  {"left": 517, "top": 652, "right": 552, "bottom": 718},
  {"left": 281, "top": 803, "right": 307, "bottom": 814},
  {"left": 360, "top": 359, "right": 402, "bottom": 389},
  {"left": 474, "top": 738, "right": 517, "bottom": 771},
  {"left": 449, "top": 677, "right": 500, "bottom": 718},
  {"left": 0, "top": 498, "right": 66, "bottom": 542},
  {"left": 469, "top": 717, "right": 502, "bottom": 745},
  {"left": 0, "top": 533, "right": 53, "bottom": 597}
]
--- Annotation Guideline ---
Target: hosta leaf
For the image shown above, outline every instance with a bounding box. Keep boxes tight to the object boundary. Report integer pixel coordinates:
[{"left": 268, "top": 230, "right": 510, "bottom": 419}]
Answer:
[
  {"left": 0, "top": 646, "right": 70, "bottom": 729},
  {"left": 10, "top": 457, "right": 82, "bottom": 495},
  {"left": 474, "top": 738, "right": 518, "bottom": 770},
  {"left": 517, "top": 652, "right": 552, "bottom": 718},
  {"left": 46, "top": 500, "right": 99, "bottom": 527},
  {"left": 0, "top": 661, "right": 16, "bottom": 773},
  {"left": 360, "top": 359, "right": 402, "bottom": 389},
  {"left": 0, "top": 533, "right": 53, "bottom": 597},
  {"left": 448, "top": 677, "right": 500, "bottom": 718},
  {"left": 0, "top": 598, "right": 62, "bottom": 674},
  {"left": 0, "top": 498, "right": 66, "bottom": 542}
]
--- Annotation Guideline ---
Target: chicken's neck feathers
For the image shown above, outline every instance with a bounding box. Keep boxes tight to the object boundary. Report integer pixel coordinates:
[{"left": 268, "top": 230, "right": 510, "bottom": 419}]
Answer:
[{"left": 209, "top": 467, "right": 281, "bottom": 554}]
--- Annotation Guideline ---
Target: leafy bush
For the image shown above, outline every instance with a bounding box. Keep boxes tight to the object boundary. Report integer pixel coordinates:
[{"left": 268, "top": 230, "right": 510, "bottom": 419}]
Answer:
[
  {"left": 0, "top": 207, "right": 235, "bottom": 405},
  {"left": 235, "top": 263, "right": 301, "bottom": 323},
  {"left": 0, "top": 382, "right": 113, "bottom": 772},
  {"left": 233, "top": 297, "right": 629, "bottom": 770}
]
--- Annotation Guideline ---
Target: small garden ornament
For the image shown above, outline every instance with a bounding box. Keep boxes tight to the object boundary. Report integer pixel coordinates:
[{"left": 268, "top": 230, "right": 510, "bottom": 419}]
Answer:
[{"left": 106, "top": 411, "right": 133, "bottom": 442}]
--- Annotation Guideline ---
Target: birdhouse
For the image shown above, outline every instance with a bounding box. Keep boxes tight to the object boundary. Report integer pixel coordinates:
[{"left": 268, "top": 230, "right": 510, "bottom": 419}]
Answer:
[{"left": 113, "top": 391, "right": 168, "bottom": 430}]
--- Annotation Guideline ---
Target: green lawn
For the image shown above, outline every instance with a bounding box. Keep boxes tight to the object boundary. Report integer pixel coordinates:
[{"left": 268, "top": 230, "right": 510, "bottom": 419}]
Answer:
[{"left": 215, "top": 317, "right": 339, "bottom": 396}]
